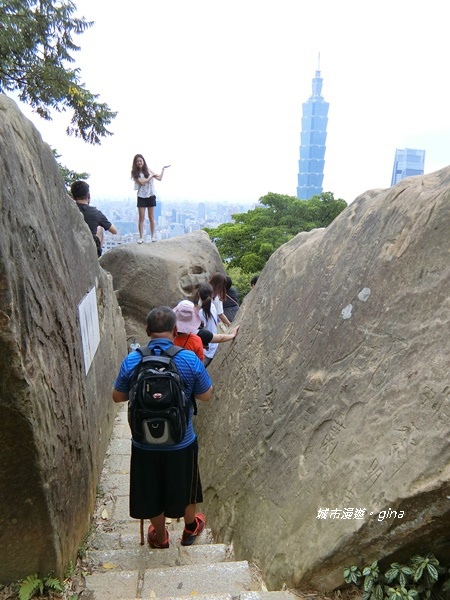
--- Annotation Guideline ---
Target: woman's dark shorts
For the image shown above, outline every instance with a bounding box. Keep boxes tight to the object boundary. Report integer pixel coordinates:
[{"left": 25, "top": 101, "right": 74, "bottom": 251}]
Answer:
[
  {"left": 137, "top": 195, "right": 156, "bottom": 208},
  {"left": 129, "top": 439, "right": 203, "bottom": 519}
]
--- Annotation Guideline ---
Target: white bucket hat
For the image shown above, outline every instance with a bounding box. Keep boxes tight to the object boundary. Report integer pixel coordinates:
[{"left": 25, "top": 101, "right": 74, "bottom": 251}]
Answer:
[{"left": 173, "top": 300, "right": 201, "bottom": 334}]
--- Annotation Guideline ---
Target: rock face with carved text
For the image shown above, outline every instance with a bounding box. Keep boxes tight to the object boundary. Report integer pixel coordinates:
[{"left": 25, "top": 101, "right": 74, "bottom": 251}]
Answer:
[
  {"left": 198, "top": 169, "right": 450, "bottom": 591},
  {"left": 99, "top": 231, "right": 225, "bottom": 344},
  {"left": 0, "top": 96, "right": 126, "bottom": 583}
]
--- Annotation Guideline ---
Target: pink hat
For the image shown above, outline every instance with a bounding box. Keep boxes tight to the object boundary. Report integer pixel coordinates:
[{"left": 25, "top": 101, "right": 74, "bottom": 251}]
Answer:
[{"left": 173, "top": 300, "right": 201, "bottom": 334}]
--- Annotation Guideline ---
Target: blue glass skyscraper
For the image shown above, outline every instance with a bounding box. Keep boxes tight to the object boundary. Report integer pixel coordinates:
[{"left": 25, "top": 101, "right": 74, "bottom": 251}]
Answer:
[
  {"left": 297, "top": 64, "right": 329, "bottom": 200},
  {"left": 391, "top": 148, "right": 425, "bottom": 186}
]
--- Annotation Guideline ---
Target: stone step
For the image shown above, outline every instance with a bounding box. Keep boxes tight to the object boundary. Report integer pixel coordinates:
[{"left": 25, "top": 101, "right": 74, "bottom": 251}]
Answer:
[
  {"left": 168, "top": 593, "right": 299, "bottom": 600},
  {"left": 90, "top": 522, "right": 213, "bottom": 551},
  {"left": 87, "top": 542, "right": 231, "bottom": 572},
  {"left": 85, "top": 560, "right": 254, "bottom": 599},
  {"left": 114, "top": 593, "right": 299, "bottom": 600},
  {"left": 82, "top": 405, "right": 300, "bottom": 600}
]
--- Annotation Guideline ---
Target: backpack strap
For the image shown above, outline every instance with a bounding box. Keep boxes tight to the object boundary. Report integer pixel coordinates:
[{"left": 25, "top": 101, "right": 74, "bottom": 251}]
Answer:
[
  {"left": 162, "top": 345, "right": 183, "bottom": 358},
  {"left": 162, "top": 346, "right": 198, "bottom": 415},
  {"left": 136, "top": 346, "right": 151, "bottom": 357},
  {"left": 226, "top": 293, "right": 239, "bottom": 306},
  {"left": 136, "top": 345, "right": 182, "bottom": 358}
]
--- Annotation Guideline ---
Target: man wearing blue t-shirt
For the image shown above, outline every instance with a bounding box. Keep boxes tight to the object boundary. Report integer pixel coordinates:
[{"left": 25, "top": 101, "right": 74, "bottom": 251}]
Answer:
[{"left": 113, "top": 306, "right": 213, "bottom": 549}]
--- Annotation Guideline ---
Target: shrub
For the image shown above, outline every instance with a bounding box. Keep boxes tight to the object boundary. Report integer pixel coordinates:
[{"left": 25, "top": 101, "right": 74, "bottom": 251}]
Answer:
[{"left": 343, "top": 555, "right": 449, "bottom": 600}]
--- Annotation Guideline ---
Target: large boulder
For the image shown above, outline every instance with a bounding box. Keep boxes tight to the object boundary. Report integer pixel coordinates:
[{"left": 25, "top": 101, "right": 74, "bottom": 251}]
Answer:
[
  {"left": 0, "top": 95, "right": 127, "bottom": 583},
  {"left": 100, "top": 231, "right": 224, "bottom": 343},
  {"left": 197, "top": 168, "right": 450, "bottom": 591}
]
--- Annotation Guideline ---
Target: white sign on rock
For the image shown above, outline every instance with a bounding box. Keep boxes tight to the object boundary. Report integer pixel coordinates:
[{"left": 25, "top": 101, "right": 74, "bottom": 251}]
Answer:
[{"left": 78, "top": 286, "right": 100, "bottom": 374}]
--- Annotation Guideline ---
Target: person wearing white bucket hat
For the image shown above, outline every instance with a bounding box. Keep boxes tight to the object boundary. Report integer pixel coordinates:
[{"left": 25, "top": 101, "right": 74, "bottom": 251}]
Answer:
[
  {"left": 174, "top": 298, "right": 241, "bottom": 367},
  {"left": 173, "top": 300, "right": 205, "bottom": 361}
]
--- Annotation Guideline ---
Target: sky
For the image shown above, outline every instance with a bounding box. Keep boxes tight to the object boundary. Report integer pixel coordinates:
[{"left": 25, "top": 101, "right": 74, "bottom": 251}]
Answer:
[{"left": 15, "top": 0, "right": 450, "bottom": 205}]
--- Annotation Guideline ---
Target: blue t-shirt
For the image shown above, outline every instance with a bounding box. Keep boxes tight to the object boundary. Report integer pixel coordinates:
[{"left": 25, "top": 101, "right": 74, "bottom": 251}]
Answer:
[{"left": 114, "top": 338, "right": 212, "bottom": 451}]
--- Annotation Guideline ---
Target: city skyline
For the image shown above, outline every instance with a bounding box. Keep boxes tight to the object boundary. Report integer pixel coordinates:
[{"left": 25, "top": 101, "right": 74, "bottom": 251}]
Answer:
[{"left": 98, "top": 194, "right": 247, "bottom": 251}]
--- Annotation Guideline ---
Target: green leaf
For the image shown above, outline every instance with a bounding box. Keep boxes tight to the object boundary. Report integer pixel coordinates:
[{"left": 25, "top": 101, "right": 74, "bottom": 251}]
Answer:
[
  {"left": 364, "top": 576, "right": 374, "bottom": 591},
  {"left": 387, "top": 587, "right": 400, "bottom": 600},
  {"left": 373, "top": 583, "right": 384, "bottom": 600},
  {"left": 427, "top": 555, "right": 439, "bottom": 568},
  {"left": 19, "top": 574, "right": 41, "bottom": 600},
  {"left": 386, "top": 568, "right": 400, "bottom": 583},
  {"left": 413, "top": 566, "right": 424, "bottom": 582},
  {"left": 44, "top": 576, "right": 63, "bottom": 591},
  {"left": 344, "top": 572, "right": 353, "bottom": 583},
  {"left": 426, "top": 563, "right": 439, "bottom": 581}
]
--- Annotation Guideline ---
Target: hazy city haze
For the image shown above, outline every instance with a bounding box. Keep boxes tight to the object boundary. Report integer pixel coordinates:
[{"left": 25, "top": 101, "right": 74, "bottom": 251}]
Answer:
[{"left": 16, "top": 0, "right": 450, "bottom": 205}]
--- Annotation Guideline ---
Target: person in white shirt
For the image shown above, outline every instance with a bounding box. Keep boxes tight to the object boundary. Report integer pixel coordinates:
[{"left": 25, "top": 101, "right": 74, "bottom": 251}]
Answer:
[
  {"left": 208, "top": 272, "right": 231, "bottom": 328},
  {"left": 131, "top": 154, "right": 170, "bottom": 243}
]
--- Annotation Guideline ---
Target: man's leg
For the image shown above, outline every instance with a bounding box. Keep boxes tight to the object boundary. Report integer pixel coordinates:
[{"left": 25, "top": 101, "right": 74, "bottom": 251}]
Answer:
[
  {"left": 184, "top": 504, "right": 196, "bottom": 525},
  {"left": 181, "top": 504, "right": 206, "bottom": 546},
  {"left": 148, "top": 512, "right": 169, "bottom": 548}
]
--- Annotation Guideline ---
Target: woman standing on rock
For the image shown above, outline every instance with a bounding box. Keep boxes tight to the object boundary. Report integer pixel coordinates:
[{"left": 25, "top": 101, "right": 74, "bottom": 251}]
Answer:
[{"left": 131, "top": 154, "right": 170, "bottom": 243}]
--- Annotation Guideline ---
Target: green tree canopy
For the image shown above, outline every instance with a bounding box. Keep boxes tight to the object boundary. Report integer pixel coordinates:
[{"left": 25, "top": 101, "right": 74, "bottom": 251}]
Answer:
[
  {"left": 0, "top": 0, "right": 116, "bottom": 144},
  {"left": 205, "top": 192, "right": 347, "bottom": 272}
]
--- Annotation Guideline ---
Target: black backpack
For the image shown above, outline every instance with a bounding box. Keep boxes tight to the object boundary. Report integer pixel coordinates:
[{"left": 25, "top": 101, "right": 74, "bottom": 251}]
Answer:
[{"left": 128, "top": 345, "right": 189, "bottom": 445}]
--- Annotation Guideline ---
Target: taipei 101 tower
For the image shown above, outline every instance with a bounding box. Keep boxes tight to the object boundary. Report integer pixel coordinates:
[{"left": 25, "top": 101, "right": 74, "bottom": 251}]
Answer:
[{"left": 296, "top": 56, "right": 329, "bottom": 199}]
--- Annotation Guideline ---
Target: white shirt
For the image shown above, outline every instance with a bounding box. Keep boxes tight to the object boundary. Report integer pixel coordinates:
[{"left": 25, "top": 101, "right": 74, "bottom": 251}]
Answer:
[
  {"left": 212, "top": 295, "right": 224, "bottom": 318},
  {"left": 134, "top": 172, "right": 155, "bottom": 198}
]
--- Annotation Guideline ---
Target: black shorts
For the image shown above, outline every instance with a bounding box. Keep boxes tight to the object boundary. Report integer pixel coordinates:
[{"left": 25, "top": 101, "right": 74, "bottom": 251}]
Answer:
[
  {"left": 137, "top": 195, "right": 156, "bottom": 208},
  {"left": 129, "top": 439, "right": 203, "bottom": 519}
]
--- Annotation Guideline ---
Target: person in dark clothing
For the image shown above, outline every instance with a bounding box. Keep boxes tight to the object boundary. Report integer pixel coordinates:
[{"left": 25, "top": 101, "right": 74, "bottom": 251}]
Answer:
[
  {"left": 223, "top": 276, "right": 239, "bottom": 322},
  {"left": 71, "top": 180, "right": 117, "bottom": 257}
]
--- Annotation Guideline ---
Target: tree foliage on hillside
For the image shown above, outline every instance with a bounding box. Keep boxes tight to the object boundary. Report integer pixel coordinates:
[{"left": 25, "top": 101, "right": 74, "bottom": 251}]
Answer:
[
  {"left": 205, "top": 192, "right": 347, "bottom": 273},
  {"left": 0, "top": 0, "right": 116, "bottom": 144}
]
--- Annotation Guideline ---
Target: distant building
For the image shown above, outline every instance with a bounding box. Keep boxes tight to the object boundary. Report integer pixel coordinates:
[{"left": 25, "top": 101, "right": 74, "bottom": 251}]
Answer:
[
  {"left": 198, "top": 202, "right": 206, "bottom": 221},
  {"left": 297, "top": 59, "right": 329, "bottom": 200},
  {"left": 391, "top": 148, "right": 425, "bottom": 186},
  {"left": 169, "top": 223, "right": 185, "bottom": 238},
  {"left": 154, "top": 201, "right": 162, "bottom": 222}
]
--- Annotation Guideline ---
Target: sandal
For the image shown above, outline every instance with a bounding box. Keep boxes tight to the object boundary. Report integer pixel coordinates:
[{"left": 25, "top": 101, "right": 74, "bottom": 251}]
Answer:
[
  {"left": 181, "top": 513, "right": 206, "bottom": 546},
  {"left": 147, "top": 525, "right": 170, "bottom": 549}
]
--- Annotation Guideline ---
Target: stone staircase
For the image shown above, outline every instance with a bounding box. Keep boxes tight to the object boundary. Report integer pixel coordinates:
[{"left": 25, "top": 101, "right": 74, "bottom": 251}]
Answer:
[{"left": 81, "top": 404, "right": 299, "bottom": 600}]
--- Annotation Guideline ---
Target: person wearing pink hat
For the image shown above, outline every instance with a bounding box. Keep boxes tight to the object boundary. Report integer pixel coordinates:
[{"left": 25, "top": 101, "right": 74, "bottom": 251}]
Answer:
[
  {"left": 173, "top": 300, "right": 205, "bottom": 361},
  {"left": 174, "top": 298, "right": 241, "bottom": 367}
]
